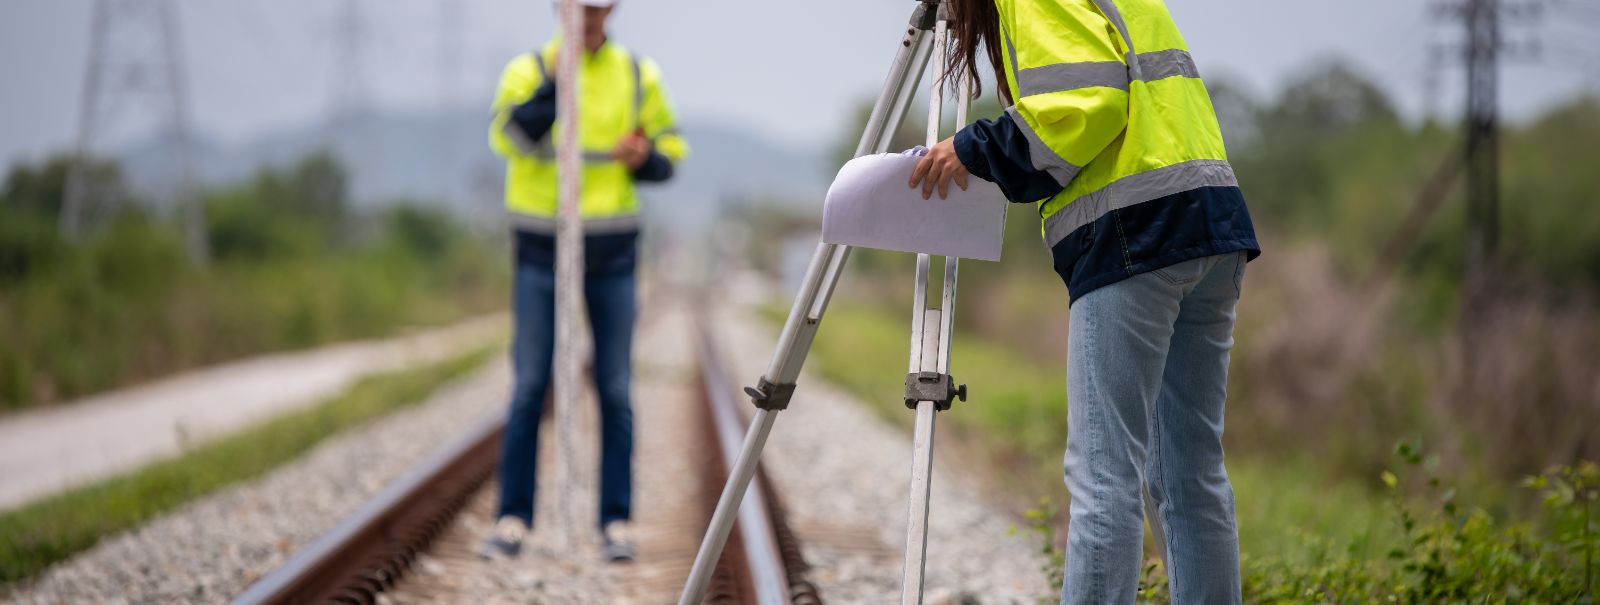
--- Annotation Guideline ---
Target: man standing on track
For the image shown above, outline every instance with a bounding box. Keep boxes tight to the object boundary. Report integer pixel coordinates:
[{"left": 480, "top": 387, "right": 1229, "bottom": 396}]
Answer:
[{"left": 480, "top": 0, "right": 688, "bottom": 563}]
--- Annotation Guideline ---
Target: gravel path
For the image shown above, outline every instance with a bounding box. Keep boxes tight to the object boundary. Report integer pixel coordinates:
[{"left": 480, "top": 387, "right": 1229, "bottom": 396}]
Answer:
[
  {"left": 6, "top": 360, "right": 511, "bottom": 605},
  {"left": 6, "top": 299, "right": 1051, "bottom": 604},
  {"left": 0, "top": 314, "right": 505, "bottom": 512},
  {"left": 383, "top": 305, "right": 711, "bottom": 604},
  {"left": 718, "top": 307, "right": 1053, "bottom": 604},
  {"left": 379, "top": 301, "right": 1051, "bottom": 604}
]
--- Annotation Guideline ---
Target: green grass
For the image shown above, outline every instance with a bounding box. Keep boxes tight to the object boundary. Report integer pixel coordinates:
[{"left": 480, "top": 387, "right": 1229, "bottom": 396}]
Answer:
[
  {"left": 1229, "top": 457, "right": 1395, "bottom": 564},
  {"left": 768, "top": 302, "right": 1069, "bottom": 481},
  {"left": 783, "top": 300, "right": 1390, "bottom": 536},
  {"left": 0, "top": 344, "right": 499, "bottom": 586}
]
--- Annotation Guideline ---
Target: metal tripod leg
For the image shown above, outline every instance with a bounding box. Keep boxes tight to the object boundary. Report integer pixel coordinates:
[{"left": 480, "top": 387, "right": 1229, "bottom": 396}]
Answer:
[
  {"left": 901, "top": 9, "right": 968, "bottom": 602},
  {"left": 677, "top": 4, "right": 939, "bottom": 603}
]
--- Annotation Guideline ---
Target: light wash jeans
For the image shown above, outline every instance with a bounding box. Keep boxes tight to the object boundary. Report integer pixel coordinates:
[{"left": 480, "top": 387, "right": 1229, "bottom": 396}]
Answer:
[{"left": 1062, "top": 252, "right": 1246, "bottom": 604}]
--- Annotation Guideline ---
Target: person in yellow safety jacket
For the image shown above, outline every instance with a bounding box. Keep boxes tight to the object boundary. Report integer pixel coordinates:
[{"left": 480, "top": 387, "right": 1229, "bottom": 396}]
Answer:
[
  {"left": 911, "top": 0, "right": 1259, "bottom": 602},
  {"left": 479, "top": 0, "right": 687, "bottom": 564}
]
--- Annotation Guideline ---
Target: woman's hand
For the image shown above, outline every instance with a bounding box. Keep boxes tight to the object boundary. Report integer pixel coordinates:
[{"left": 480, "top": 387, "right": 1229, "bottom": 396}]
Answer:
[{"left": 908, "top": 137, "right": 969, "bottom": 200}]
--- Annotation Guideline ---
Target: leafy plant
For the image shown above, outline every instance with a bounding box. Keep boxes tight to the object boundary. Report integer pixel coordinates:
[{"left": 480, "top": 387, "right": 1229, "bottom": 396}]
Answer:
[{"left": 1015, "top": 496, "right": 1065, "bottom": 602}]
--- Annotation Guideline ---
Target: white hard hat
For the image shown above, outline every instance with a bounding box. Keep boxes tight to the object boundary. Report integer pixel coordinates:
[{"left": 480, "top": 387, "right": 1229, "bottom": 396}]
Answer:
[{"left": 573, "top": 0, "right": 617, "bottom": 6}]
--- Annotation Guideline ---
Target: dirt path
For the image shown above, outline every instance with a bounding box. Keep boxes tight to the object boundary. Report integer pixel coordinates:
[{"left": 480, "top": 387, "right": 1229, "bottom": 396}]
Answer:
[{"left": 0, "top": 314, "right": 505, "bottom": 512}]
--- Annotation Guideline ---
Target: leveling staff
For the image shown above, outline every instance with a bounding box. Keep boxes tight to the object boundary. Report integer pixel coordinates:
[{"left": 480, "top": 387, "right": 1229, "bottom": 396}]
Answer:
[
  {"left": 910, "top": 0, "right": 1260, "bottom": 602},
  {"left": 482, "top": 0, "right": 688, "bottom": 563}
]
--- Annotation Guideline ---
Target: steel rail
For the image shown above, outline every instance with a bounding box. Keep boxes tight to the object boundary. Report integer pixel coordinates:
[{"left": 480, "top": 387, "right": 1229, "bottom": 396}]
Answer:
[
  {"left": 230, "top": 313, "right": 816, "bottom": 604},
  {"left": 229, "top": 414, "right": 502, "bottom": 605},
  {"left": 693, "top": 318, "right": 815, "bottom": 604}
]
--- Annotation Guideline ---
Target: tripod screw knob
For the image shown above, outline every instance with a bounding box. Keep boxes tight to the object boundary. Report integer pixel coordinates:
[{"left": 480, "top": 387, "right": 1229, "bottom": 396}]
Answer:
[{"left": 955, "top": 383, "right": 967, "bottom": 402}]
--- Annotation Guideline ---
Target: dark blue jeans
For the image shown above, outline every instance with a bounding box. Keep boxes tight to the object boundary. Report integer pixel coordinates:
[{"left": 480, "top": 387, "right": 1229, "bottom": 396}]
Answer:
[{"left": 495, "top": 250, "right": 636, "bottom": 529}]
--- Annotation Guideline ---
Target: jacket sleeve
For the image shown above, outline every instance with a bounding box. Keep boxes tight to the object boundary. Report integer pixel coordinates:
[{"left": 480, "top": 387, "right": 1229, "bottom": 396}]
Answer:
[
  {"left": 954, "top": 0, "right": 1129, "bottom": 203},
  {"left": 630, "top": 150, "right": 673, "bottom": 182},
  {"left": 509, "top": 80, "right": 557, "bottom": 142},
  {"left": 637, "top": 58, "right": 689, "bottom": 167},
  {"left": 488, "top": 54, "right": 544, "bottom": 158}
]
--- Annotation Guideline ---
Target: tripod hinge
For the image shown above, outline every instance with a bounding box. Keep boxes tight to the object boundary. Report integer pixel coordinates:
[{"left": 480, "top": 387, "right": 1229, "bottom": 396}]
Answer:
[
  {"left": 909, "top": 1, "right": 939, "bottom": 31},
  {"left": 904, "top": 371, "right": 967, "bottom": 411},
  {"left": 744, "top": 376, "right": 797, "bottom": 411}
]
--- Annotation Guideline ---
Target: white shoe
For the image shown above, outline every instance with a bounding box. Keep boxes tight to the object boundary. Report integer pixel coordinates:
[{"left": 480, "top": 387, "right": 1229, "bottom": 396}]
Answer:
[
  {"left": 601, "top": 520, "right": 636, "bottom": 563},
  {"left": 477, "top": 516, "right": 527, "bottom": 560}
]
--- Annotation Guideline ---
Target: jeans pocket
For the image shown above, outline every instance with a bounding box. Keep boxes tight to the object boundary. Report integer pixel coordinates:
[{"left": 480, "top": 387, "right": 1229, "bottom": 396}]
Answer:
[{"left": 1153, "top": 259, "right": 1204, "bottom": 286}]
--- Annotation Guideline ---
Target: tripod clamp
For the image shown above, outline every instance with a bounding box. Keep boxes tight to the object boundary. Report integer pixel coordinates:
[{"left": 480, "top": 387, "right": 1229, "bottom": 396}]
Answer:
[
  {"left": 908, "top": 0, "right": 942, "bottom": 33},
  {"left": 904, "top": 371, "right": 966, "bottom": 411},
  {"left": 744, "top": 377, "right": 797, "bottom": 411}
]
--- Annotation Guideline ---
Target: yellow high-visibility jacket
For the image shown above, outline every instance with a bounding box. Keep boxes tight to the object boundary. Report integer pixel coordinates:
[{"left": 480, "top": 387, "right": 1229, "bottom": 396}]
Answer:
[
  {"left": 953, "top": 0, "right": 1258, "bottom": 300},
  {"left": 489, "top": 39, "right": 688, "bottom": 235}
]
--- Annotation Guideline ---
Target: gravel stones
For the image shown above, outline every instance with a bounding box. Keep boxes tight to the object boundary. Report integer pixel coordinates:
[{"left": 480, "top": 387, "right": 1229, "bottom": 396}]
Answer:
[{"left": 7, "top": 363, "right": 511, "bottom": 605}]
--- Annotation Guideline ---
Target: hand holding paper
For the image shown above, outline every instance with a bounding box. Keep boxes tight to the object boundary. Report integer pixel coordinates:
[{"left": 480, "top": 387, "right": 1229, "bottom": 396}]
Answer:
[
  {"left": 907, "top": 137, "right": 971, "bottom": 200},
  {"left": 821, "top": 149, "right": 1008, "bottom": 262}
]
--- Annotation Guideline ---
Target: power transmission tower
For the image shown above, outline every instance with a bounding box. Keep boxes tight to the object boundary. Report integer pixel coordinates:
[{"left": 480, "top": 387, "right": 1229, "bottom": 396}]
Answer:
[
  {"left": 63, "top": 0, "right": 207, "bottom": 265},
  {"left": 1431, "top": 0, "right": 1542, "bottom": 306},
  {"left": 330, "top": 0, "right": 372, "bottom": 130},
  {"left": 1463, "top": 0, "right": 1502, "bottom": 278},
  {"left": 327, "top": 0, "right": 379, "bottom": 202}
]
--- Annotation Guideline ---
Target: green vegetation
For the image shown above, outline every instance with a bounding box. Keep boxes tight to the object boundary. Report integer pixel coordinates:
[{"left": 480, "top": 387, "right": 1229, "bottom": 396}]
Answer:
[
  {"left": 782, "top": 303, "right": 1597, "bottom": 601},
  {"left": 802, "top": 60, "right": 1600, "bottom": 483},
  {"left": 775, "top": 70, "right": 1600, "bottom": 596},
  {"left": 0, "top": 343, "right": 497, "bottom": 585},
  {"left": 0, "top": 152, "right": 508, "bottom": 410}
]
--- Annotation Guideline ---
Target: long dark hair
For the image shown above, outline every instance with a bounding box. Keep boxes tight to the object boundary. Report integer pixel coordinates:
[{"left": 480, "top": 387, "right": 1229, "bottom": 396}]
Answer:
[{"left": 945, "top": 0, "right": 1011, "bottom": 105}]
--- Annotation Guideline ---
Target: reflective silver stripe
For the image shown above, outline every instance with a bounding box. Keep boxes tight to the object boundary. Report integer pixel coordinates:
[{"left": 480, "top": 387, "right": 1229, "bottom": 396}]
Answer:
[
  {"left": 1043, "top": 159, "right": 1238, "bottom": 245},
  {"left": 1016, "top": 60, "right": 1130, "bottom": 96},
  {"left": 1007, "top": 2, "right": 1198, "bottom": 99},
  {"left": 532, "top": 148, "right": 618, "bottom": 163},
  {"left": 1014, "top": 52, "right": 1194, "bottom": 99},
  {"left": 1137, "top": 48, "right": 1199, "bottom": 82},
  {"left": 629, "top": 52, "right": 643, "bottom": 121},
  {"left": 1004, "top": 106, "right": 1081, "bottom": 185},
  {"left": 1088, "top": 0, "right": 1142, "bottom": 81},
  {"left": 501, "top": 119, "right": 545, "bottom": 156},
  {"left": 508, "top": 212, "right": 641, "bottom": 235}
]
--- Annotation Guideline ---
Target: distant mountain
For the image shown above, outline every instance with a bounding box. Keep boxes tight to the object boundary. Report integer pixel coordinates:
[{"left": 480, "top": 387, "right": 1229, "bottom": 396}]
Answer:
[{"left": 118, "top": 109, "right": 831, "bottom": 234}]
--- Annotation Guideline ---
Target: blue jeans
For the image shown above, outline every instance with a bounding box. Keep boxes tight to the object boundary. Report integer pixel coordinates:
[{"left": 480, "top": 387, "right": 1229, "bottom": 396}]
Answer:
[
  {"left": 495, "top": 258, "right": 636, "bottom": 529},
  {"left": 1062, "top": 252, "right": 1245, "bottom": 604}
]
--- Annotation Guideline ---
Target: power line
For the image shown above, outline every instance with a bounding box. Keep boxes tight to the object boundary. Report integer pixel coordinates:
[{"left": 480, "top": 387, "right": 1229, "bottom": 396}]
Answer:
[{"left": 62, "top": 0, "right": 207, "bottom": 265}]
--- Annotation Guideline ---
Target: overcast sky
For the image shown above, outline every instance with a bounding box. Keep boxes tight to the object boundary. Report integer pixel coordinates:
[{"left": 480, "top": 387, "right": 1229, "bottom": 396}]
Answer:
[{"left": 2, "top": 0, "right": 1596, "bottom": 166}]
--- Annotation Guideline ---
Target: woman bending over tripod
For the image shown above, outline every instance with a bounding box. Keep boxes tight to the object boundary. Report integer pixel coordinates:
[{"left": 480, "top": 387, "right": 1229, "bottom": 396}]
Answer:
[{"left": 910, "top": 0, "right": 1261, "bottom": 602}]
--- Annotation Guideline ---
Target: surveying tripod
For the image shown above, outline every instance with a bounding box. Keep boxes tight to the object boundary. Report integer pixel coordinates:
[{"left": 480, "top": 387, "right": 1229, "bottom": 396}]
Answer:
[{"left": 680, "top": 1, "right": 976, "bottom": 602}]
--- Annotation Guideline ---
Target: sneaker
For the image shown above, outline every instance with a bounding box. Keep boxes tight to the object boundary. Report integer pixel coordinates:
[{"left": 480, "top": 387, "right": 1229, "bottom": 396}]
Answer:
[
  {"left": 601, "top": 520, "right": 636, "bottom": 563},
  {"left": 477, "top": 516, "right": 527, "bottom": 560}
]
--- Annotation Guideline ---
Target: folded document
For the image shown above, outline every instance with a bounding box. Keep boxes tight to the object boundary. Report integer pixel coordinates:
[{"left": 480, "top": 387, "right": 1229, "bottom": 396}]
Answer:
[{"left": 820, "top": 149, "right": 1007, "bottom": 262}]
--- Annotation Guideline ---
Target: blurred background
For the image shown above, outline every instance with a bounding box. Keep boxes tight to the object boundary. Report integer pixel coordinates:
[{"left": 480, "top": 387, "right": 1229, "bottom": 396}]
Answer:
[{"left": 2, "top": 0, "right": 1598, "bottom": 600}]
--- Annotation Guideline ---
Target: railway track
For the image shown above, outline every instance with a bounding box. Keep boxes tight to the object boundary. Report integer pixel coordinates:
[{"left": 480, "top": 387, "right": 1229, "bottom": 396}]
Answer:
[{"left": 229, "top": 316, "right": 819, "bottom": 604}]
